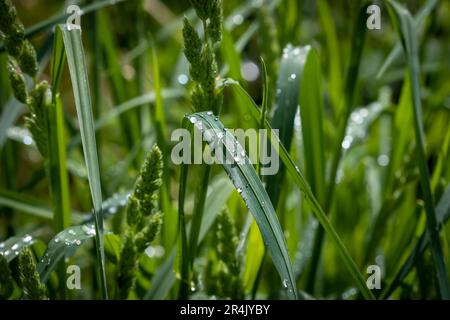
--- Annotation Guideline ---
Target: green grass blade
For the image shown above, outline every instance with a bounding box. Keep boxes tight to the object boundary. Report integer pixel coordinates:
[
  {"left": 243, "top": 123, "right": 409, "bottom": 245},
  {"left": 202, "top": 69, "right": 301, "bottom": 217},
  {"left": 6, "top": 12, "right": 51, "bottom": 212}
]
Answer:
[
  {"left": 266, "top": 44, "right": 309, "bottom": 206},
  {"left": 186, "top": 112, "right": 298, "bottom": 300},
  {"left": 386, "top": 0, "right": 450, "bottom": 298},
  {"left": 59, "top": 24, "right": 108, "bottom": 299},
  {"left": 37, "top": 224, "right": 97, "bottom": 283},
  {"left": 46, "top": 95, "right": 71, "bottom": 237},
  {"left": 376, "top": 0, "right": 438, "bottom": 79},
  {"left": 0, "top": 235, "right": 37, "bottom": 263},
  {"left": 317, "top": 0, "right": 342, "bottom": 115},
  {"left": 229, "top": 82, "right": 375, "bottom": 299}
]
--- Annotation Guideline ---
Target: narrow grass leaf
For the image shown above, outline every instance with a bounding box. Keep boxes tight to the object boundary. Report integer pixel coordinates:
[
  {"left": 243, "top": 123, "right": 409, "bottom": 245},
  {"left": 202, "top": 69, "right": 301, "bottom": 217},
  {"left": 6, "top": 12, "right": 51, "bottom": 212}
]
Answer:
[{"left": 59, "top": 24, "right": 108, "bottom": 299}]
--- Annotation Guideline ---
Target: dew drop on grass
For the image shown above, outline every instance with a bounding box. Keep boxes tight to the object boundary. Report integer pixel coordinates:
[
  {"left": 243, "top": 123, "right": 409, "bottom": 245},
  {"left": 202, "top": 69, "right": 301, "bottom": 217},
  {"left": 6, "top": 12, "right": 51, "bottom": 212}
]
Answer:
[
  {"left": 109, "top": 206, "right": 118, "bottom": 214},
  {"left": 177, "top": 74, "right": 189, "bottom": 85},
  {"left": 232, "top": 14, "right": 243, "bottom": 25},
  {"left": 11, "top": 244, "right": 19, "bottom": 251},
  {"left": 289, "top": 73, "right": 297, "bottom": 81},
  {"left": 206, "top": 111, "right": 213, "bottom": 116},
  {"left": 23, "top": 136, "right": 33, "bottom": 145},
  {"left": 189, "top": 116, "right": 197, "bottom": 124},
  {"left": 23, "top": 235, "right": 33, "bottom": 243}
]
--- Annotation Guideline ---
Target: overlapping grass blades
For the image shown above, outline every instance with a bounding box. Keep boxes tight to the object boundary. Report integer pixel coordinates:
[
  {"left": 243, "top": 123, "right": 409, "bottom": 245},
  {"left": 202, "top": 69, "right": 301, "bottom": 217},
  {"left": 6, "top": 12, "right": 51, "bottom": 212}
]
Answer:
[
  {"left": 179, "top": 112, "right": 298, "bottom": 300},
  {"left": 59, "top": 24, "right": 108, "bottom": 299},
  {"left": 386, "top": 0, "right": 450, "bottom": 299},
  {"left": 229, "top": 82, "right": 375, "bottom": 299}
]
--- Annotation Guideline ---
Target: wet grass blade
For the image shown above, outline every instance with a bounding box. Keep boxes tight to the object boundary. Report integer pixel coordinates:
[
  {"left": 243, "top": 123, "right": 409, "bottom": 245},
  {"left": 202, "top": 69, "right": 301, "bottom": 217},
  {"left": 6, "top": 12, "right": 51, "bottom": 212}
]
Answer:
[
  {"left": 59, "top": 24, "right": 108, "bottom": 299},
  {"left": 37, "top": 224, "right": 97, "bottom": 283},
  {"left": 185, "top": 112, "right": 298, "bottom": 300},
  {"left": 386, "top": 0, "right": 450, "bottom": 298},
  {"left": 0, "top": 234, "right": 36, "bottom": 263},
  {"left": 230, "top": 82, "right": 375, "bottom": 299}
]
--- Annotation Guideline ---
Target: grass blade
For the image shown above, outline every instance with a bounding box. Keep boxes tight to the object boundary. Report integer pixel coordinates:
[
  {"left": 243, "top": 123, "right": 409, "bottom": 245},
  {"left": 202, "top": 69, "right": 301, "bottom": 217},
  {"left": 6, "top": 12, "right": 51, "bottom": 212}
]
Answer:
[
  {"left": 59, "top": 24, "right": 108, "bottom": 299},
  {"left": 185, "top": 112, "right": 298, "bottom": 300},
  {"left": 386, "top": 0, "right": 450, "bottom": 298},
  {"left": 229, "top": 82, "right": 375, "bottom": 299},
  {"left": 37, "top": 224, "right": 97, "bottom": 283}
]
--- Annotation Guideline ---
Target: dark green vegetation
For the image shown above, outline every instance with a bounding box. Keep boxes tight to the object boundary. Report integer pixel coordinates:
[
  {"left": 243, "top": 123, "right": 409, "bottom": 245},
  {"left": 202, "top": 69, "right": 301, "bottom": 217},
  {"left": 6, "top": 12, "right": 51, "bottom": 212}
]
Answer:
[{"left": 0, "top": 0, "right": 449, "bottom": 300}]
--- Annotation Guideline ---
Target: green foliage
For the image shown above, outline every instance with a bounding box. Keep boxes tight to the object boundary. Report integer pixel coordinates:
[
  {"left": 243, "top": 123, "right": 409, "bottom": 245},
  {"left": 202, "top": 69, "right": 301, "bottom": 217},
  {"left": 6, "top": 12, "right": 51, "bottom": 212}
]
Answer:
[
  {"left": 0, "top": 254, "right": 14, "bottom": 299},
  {"left": 183, "top": 0, "right": 223, "bottom": 113},
  {"left": 117, "top": 144, "right": 164, "bottom": 299},
  {"left": 19, "top": 248, "right": 47, "bottom": 300},
  {"left": 205, "top": 209, "right": 244, "bottom": 299}
]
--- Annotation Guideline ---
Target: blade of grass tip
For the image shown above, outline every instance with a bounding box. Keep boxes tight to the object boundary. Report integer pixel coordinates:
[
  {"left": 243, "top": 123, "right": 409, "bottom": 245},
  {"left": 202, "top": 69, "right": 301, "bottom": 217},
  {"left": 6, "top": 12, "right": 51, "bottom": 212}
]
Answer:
[
  {"left": 229, "top": 82, "right": 375, "bottom": 299},
  {"left": 387, "top": 0, "right": 450, "bottom": 299},
  {"left": 59, "top": 24, "right": 108, "bottom": 299},
  {"left": 376, "top": 0, "right": 438, "bottom": 79},
  {"left": 187, "top": 112, "right": 298, "bottom": 300},
  {"left": 306, "top": 2, "right": 367, "bottom": 292}
]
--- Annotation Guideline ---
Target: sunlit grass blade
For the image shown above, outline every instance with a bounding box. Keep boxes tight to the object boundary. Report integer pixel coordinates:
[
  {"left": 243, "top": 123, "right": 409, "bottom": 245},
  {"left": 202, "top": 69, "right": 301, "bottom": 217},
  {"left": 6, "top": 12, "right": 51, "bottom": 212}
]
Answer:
[
  {"left": 229, "top": 82, "right": 375, "bottom": 299},
  {"left": 185, "top": 112, "right": 298, "bottom": 300},
  {"left": 59, "top": 24, "right": 108, "bottom": 299},
  {"left": 386, "top": 0, "right": 450, "bottom": 298}
]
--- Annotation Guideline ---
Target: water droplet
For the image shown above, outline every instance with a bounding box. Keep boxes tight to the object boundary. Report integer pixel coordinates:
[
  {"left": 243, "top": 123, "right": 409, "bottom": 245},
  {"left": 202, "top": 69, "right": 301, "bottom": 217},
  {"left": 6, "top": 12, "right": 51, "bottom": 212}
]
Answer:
[
  {"left": 23, "top": 235, "right": 33, "bottom": 243},
  {"left": 206, "top": 111, "right": 213, "bottom": 116},
  {"left": 282, "top": 279, "right": 289, "bottom": 288},
  {"left": 232, "top": 14, "right": 243, "bottom": 25},
  {"left": 11, "top": 244, "right": 19, "bottom": 251},
  {"left": 189, "top": 116, "right": 197, "bottom": 124},
  {"left": 68, "top": 230, "right": 76, "bottom": 235},
  {"left": 177, "top": 74, "right": 189, "bottom": 85},
  {"left": 23, "top": 136, "right": 33, "bottom": 145},
  {"left": 109, "top": 206, "right": 118, "bottom": 214},
  {"left": 341, "top": 136, "right": 353, "bottom": 150},
  {"left": 241, "top": 60, "right": 260, "bottom": 82},
  {"left": 4, "top": 250, "right": 10, "bottom": 256},
  {"left": 377, "top": 154, "right": 389, "bottom": 167},
  {"left": 75, "top": 240, "right": 81, "bottom": 246},
  {"left": 237, "top": 187, "right": 242, "bottom": 194},
  {"left": 289, "top": 73, "right": 297, "bottom": 80}
]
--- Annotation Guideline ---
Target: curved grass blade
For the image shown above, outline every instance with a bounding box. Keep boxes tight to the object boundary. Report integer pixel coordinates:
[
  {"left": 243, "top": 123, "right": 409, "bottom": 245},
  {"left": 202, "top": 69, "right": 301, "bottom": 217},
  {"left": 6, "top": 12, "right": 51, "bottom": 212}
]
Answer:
[
  {"left": 59, "top": 24, "right": 108, "bottom": 299},
  {"left": 37, "top": 224, "right": 97, "bottom": 283},
  {"left": 0, "top": 234, "right": 36, "bottom": 263},
  {"left": 386, "top": 1, "right": 450, "bottom": 298},
  {"left": 184, "top": 112, "right": 298, "bottom": 300},
  {"left": 229, "top": 82, "right": 375, "bottom": 299}
]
